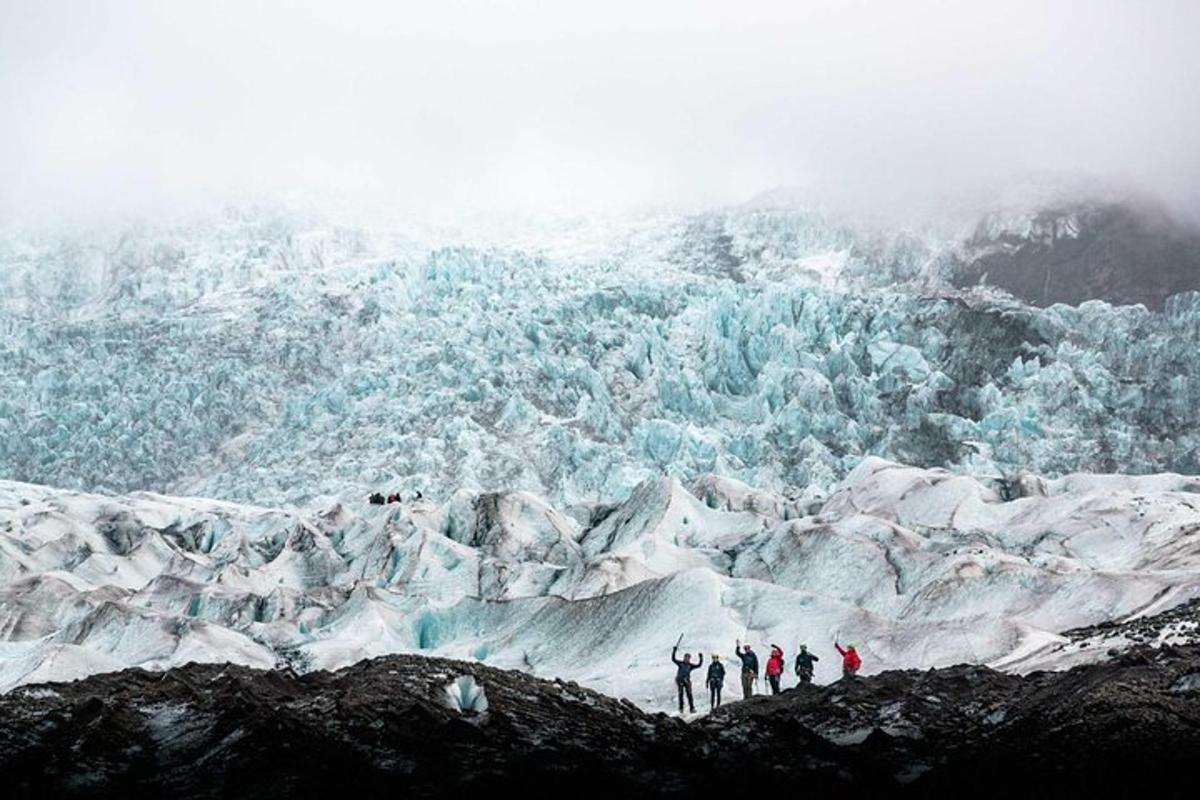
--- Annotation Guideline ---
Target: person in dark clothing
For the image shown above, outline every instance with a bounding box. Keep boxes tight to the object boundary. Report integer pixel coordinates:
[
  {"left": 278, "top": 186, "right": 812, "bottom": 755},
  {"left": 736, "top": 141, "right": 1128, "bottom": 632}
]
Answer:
[
  {"left": 735, "top": 641, "right": 759, "bottom": 699},
  {"left": 794, "top": 643, "right": 819, "bottom": 684},
  {"left": 706, "top": 654, "right": 726, "bottom": 710},
  {"left": 671, "top": 646, "right": 703, "bottom": 713},
  {"left": 368, "top": 493, "right": 385, "bottom": 505}
]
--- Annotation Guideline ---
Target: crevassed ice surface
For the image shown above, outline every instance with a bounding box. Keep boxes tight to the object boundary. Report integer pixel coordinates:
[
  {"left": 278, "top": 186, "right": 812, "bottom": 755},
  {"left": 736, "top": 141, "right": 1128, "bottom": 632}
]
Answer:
[
  {"left": 3, "top": 461, "right": 1199, "bottom": 709},
  {"left": 2, "top": 207, "right": 1199, "bottom": 509}
]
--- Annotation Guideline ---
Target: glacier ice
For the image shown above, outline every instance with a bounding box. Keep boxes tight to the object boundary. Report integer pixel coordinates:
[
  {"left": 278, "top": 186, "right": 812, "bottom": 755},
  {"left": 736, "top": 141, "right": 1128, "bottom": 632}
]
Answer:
[
  {"left": 2, "top": 208, "right": 1200, "bottom": 510},
  {"left": 3, "top": 205, "right": 1200, "bottom": 711},
  {"left": 444, "top": 675, "right": 488, "bottom": 714},
  {"left": 3, "top": 458, "right": 1199, "bottom": 712}
]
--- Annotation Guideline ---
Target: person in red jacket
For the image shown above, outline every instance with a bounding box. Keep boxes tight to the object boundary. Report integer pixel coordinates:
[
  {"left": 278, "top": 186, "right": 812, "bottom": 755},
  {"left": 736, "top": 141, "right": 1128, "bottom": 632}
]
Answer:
[
  {"left": 765, "top": 644, "right": 785, "bottom": 694},
  {"left": 835, "top": 641, "right": 861, "bottom": 679}
]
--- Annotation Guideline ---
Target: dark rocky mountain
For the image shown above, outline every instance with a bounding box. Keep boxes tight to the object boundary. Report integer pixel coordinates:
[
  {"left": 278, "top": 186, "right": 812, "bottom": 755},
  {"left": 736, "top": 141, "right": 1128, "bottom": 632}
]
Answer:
[
  {"left": 953, "top": 200, "right": 1200, "bottom": 310},
  {"left": 3, "top": 642, "right": 1199, "bottom": 798}
]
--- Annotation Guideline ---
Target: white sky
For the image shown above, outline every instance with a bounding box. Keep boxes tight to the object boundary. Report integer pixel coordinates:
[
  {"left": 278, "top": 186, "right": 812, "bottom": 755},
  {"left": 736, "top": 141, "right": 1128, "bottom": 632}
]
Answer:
[{"left": 1, "top": 0, "right": 1198, "bottom": 223}]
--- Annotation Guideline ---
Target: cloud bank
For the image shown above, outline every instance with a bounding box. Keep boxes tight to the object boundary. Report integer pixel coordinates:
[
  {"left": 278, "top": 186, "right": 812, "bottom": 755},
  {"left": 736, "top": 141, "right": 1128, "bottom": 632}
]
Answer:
[{"left": 2, "top": 0, "right": 1198, "bottom": 223}]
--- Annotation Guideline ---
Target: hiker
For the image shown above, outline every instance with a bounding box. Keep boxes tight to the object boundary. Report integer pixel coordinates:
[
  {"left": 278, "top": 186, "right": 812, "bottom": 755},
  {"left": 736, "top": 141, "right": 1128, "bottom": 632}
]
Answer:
[
  {"left": 368, "top": 492, "right": 385, "bottom": 505},
  {"left": 386, "top": 492, "right": 402, "bottom": 504},
  {"left": 671, "top": 646, "right": 704, "bottom": 713},
  {"left": 794, "top": 643, "right": 819, "bottom": 684},
  {"left": 765, "top": 644, "right": 784, "bottom": 694},
  {"left": 706, "top": 654, "right": 726, "bottom": 710},
  {"left": 835, "top": 641, "right": 861, "bottom": 679},
  {"left": 734, "top": 641, "right": 759, "bottom": 699}
]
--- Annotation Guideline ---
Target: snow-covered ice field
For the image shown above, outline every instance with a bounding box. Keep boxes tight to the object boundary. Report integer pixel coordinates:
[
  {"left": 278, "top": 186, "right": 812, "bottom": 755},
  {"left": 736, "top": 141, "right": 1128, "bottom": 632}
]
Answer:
[{"left": 4, "top": 458, "right": 1199, "bottom": 712}]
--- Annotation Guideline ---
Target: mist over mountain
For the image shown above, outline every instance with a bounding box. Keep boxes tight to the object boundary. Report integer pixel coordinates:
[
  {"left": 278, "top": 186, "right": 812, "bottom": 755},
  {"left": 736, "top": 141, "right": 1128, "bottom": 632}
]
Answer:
[
  {"left": 3, "top": 1, "right": 1200, "bottom": 223},
  {"left": 952, "top": 196, "right": 1200, "bottom": 310}
]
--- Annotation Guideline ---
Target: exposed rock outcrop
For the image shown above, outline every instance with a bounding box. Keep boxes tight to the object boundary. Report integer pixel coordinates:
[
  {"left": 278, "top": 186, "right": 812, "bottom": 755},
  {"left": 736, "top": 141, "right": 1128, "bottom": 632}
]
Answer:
[
  {"left": 3, "top": 645, "right": 1198, "bottom": 798},
  {"left": 953, "top": 200, "right": 1200, "bottom": 310}
]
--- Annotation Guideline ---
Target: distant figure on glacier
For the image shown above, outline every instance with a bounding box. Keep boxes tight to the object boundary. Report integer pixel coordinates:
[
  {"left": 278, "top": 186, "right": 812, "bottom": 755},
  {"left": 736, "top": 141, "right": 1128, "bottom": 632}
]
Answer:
[
  {"left": 671, "top": 646, "right": 704, "bottom": 713},
  {"left": 706, "top": 654, "right": 726, "bottom": 710},
  {"left": 794, "top": 644, "right": 819, "bottom": 684},
  {"left": 835, "top": 641, "right": 861, "bottom": 680},
  {"left": 386, "top": 492, "right": 402, "bottom": 504},
  {"left": 734, "top": 641, "right": 759, "bottom": 698},
  {"left": 368, "top": 492, "right": 385, "bottom": 505},
  {"left": 765, "top": 645, "right": 785, "bottom": 694}
]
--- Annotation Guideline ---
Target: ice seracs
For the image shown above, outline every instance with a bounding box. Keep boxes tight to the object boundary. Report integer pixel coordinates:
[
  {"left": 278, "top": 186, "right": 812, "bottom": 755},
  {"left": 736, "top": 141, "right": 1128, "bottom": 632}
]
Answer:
[{"left": 3, "top": 204, "right": 1200, "bottom": 512}]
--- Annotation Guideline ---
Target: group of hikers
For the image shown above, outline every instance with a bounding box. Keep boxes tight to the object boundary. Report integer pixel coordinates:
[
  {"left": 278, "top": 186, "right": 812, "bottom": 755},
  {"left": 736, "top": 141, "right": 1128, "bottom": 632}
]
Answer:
[
  {"left": 670, "top": 639, "right": 862, "bottom": 714},
  {"left": 368, "top": 490, "right": 422, "bottom": 505}
]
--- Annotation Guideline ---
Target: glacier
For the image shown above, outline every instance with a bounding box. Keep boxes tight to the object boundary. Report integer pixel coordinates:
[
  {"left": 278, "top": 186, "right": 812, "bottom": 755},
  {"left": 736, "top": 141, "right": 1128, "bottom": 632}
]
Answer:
[
  {"left": 2, "top": 205, "right": 1199, "bottom": 511},
  {"left": 2, "top": 201, "right": 1200, "bottom": 713},
  {"left": 3, "top": 458, "right": 1199, "bottom": 711}
]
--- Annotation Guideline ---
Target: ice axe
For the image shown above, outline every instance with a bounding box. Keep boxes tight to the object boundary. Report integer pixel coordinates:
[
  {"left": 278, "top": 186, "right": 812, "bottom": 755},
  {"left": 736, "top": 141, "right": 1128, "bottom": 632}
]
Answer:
[{"left": 675, "top": 633, "right": 684, "bottom": 648}]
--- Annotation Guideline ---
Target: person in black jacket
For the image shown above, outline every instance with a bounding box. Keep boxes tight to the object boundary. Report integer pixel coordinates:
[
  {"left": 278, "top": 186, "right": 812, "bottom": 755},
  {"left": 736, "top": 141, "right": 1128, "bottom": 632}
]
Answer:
[
  {"left": 735, "top": 641, "right": 759, "bottom": 698},
  {"left": 794, "top": 643, "right": 819, "bottom": 684},
  {"left": 671, "top": 646, "right": 704, "bottom": 713},
  {"left": 706, "top": 654, "right": 726, "bottom": 710}
]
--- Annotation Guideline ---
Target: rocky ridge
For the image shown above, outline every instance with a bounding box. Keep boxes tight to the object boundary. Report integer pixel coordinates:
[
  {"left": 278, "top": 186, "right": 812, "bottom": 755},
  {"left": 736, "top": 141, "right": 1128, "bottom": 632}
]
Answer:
[{"left": 2, "top": 641, "right": 1198, "bottom": 798}]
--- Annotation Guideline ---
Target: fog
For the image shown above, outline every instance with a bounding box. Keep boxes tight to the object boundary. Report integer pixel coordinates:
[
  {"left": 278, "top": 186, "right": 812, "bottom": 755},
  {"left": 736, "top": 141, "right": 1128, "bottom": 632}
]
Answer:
[{"left": 2, "top": 0, "right": 1199, "bottom": 224}]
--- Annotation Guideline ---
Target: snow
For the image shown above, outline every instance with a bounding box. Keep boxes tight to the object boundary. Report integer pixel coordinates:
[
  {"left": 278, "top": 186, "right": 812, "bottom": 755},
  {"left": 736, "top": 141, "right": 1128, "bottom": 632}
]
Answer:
[{"left": 2, "top": 459, "right": 1198, "bottom": 712}]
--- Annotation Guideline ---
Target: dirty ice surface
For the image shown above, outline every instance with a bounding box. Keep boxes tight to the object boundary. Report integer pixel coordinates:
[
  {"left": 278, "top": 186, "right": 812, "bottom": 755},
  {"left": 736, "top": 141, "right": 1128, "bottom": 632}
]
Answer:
[{"left": 4, "top": 458, "right": 1199, "bottom": 712}]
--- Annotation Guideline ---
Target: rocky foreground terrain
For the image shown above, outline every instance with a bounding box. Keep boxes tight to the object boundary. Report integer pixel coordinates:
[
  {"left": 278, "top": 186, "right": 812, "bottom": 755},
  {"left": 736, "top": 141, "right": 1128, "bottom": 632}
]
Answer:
[{"left": 2, "top": 637, "right": 1197, "bottom": 799}]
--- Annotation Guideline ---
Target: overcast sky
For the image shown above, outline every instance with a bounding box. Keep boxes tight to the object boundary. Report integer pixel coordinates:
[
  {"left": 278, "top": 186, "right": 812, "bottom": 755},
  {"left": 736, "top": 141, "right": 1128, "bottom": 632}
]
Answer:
[{"left": 1, "top": 0, "right": 1198, "bottom": 223}]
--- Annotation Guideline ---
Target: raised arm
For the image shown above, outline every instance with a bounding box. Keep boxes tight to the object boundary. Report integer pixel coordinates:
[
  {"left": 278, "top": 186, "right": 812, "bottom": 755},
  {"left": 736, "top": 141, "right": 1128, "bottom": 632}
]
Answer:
[
  {"left": 835, "top": 642, "right": 847, "bottom": 656},
  {"left": 672, "top": 645, "right": 682, "bottom": 665}
]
